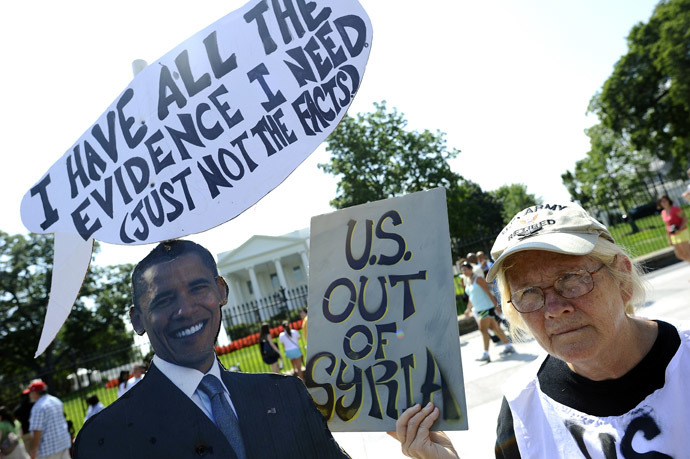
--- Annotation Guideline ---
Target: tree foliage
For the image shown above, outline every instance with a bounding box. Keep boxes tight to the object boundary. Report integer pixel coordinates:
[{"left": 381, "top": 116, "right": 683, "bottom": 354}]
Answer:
[
  {"left": 561, "top": 123, "right": 657, "bottom": 209},
  {"left": 592, "top": 0, "right": 690, "bottom": 176},
  {"left": 321, "top": 101, "right": 462, "bottom": 208},
  {"left": 320, "top": 102, "right": 507, "bottom": 259},
  {"left": 489, "top": 184, "right": 541, "bottom": 223},
  {"left": 0, "top": 231, "right": 134, "bottom": 392}
]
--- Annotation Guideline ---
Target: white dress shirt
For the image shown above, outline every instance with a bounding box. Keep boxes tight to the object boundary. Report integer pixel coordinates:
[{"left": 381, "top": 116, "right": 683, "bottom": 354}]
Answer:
[{"left": 153, "top": 355, "right": 238, "bottom": 422}]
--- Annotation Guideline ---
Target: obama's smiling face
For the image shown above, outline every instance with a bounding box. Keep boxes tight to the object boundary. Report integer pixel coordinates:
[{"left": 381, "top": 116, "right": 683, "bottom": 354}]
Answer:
[{"left": 130, "top": 251, "right": 227, "bottom": 373}]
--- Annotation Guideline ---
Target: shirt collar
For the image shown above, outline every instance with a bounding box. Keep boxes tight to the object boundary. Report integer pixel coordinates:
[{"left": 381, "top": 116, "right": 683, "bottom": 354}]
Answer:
[{"left": 153, "top": 355, "right": 226, "bottom": 398}]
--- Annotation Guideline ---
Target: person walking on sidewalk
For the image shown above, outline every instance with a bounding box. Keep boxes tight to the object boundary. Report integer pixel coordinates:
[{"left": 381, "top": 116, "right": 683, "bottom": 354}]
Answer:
[
  {"left": 461, "top": 262, "right": 515, "bottom": 362},
  {"left": 25, "top": 381, "right": 71, "bottom": 459},
  {"left": 658, "top": 194, "right": 690, "bottom": 265}
]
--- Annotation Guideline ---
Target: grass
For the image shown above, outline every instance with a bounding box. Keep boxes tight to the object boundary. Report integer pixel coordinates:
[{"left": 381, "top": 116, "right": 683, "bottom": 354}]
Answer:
[
  {"left": 63, "top": 335, "right": 307, "bottom": 435},
  {"left": 62, "top": 385, "right": 119, "bottom": 433},
  {"left": 608, "top": 213, "right": 674, "bottom": 258}
]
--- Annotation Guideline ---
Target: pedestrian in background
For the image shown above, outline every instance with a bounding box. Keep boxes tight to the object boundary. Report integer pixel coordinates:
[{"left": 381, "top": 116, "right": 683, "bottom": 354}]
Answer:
[
  {"left": 24, "top": 380, "right": 71, "bottom": 459},
  {"left": 0, "top": 405, "right": 30, "bottom": 459},
  {"left": 658, "top": 195, "right": 690, "bottom": 265},
  {"left": 83, "top": 396, "right": 104, "bottom": 423},
  {"left": 259, "top": 322, "right": 282, "bottom": 373},
  {"left": 461, "top": 262, "right": 515, "bottom": 362},
  {"left": 116, "top": 371, "right": 130, "bottom": 398},
  {"left": 476, "top": 251, "right": 493, "bottom": 277},
  {"left": 279, "top": 320, "right": 305, "bottom": 380},
  {"left": 13, "top": 394, "right": 33, "bottom": 454},
  {"left": 127, "top": 363, "right": 147, "bottom": 389},
  {"left": 300, "top": 308, "right": 309, "bottom": 344},
  {"left": 465, "top": 253, "right": 485, "bottom": 278}
]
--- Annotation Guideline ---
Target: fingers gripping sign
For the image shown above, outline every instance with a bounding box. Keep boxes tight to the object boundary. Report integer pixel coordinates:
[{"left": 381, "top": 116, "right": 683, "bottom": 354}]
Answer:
[{"left": 388, "top": 403, "right": 459, "bottom": 459}]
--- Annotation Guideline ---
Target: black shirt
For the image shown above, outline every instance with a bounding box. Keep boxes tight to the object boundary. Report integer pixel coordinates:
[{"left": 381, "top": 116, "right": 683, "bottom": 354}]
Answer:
[{"left": 495, "top": 320, "right": 680, "bottom": 458}]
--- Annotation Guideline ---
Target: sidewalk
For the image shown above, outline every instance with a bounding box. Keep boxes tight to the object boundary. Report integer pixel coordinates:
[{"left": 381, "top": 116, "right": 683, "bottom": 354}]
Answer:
[{"left": 331, "top": 262, "right": 690, "bottom": 458}]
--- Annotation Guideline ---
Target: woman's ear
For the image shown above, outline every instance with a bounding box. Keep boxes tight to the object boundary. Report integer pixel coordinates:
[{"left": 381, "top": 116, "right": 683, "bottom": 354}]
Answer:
[{"left": 615, "top": 255, "right": 633, "bottom": 303}]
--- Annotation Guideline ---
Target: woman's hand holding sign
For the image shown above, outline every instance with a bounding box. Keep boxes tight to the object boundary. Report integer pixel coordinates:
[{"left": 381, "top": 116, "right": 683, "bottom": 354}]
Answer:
[{"left": 388, "top": 403, "right": 459, "bottom": 459}]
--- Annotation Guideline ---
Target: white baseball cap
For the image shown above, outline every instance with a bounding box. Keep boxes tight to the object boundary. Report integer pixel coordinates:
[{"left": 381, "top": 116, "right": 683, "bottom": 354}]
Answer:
[{"left": 486, "top": 202, "right": 614, "bottom": 282}]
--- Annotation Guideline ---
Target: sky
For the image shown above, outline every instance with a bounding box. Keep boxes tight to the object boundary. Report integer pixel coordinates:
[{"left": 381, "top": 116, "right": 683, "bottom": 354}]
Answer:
[{"left": 0, "top": 0, "right": 660, "bottom": 267}]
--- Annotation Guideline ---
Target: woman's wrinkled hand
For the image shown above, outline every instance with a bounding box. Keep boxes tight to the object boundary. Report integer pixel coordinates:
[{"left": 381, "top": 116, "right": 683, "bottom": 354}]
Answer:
[{"left": 387, "top": 403, "right": 459, "bottom": 459}]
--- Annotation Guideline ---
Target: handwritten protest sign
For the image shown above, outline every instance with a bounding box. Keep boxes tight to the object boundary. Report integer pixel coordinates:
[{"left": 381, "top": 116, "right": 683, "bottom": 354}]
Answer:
[
  {"left": 19, "top": 0, "right": 372, "bottom": 356},
  {"left": 305, "top": 188, "right": 468, "bottom": 431}
]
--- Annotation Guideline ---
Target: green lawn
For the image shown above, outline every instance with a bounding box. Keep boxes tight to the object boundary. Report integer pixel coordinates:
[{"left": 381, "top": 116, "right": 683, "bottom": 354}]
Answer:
[
  {"left": 63, "top": 336, "right": 307, "bottom": 434},
  {"left": 608, "top": 213, "right": 674, "bottom": 258}
]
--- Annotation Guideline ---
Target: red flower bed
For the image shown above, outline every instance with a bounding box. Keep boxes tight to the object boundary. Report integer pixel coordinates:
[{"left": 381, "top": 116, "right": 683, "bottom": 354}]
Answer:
[{"left": 214, "top": 320, "right": 304, "bottom": 356}]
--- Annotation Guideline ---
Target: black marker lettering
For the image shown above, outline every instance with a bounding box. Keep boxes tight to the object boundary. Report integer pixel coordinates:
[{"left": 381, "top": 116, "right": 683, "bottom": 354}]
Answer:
[
  {"left": 30, "top": 175, "right": 59, "bottom": 230},
  {"left": 117, "top": 88, "right": 147, "bottom": 148}
]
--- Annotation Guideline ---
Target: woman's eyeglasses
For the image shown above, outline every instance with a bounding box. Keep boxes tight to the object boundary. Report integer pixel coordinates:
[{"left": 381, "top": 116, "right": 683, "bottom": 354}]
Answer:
[{"left": 508, "top": 262, "right": 607, "bottom": 313}]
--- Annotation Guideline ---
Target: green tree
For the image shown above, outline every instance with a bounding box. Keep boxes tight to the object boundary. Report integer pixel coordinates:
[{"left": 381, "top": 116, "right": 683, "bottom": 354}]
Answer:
[
  {"left": 0, "top": 231, "right": 134, "bottom": 392},
  {"left": 320, "top": 101, "right": 504, "bottom": 259},
  {"left": 561, "top": 123, "right": 656, "bottom": 210},
  {"left": 321, "top": 101, "right": 462, "bottom": 208},
  {"left": 592, "top": 0, "right": 690, "bottom": 175},
  {"left": 490, "top": 184, "right": 541, "bottom": 223}
]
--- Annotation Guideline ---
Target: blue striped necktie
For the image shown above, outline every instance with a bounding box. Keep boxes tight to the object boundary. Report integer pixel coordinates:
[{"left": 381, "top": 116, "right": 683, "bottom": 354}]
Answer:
[{"left": 198, "top": 375, "right": 247, "bottom": 459}]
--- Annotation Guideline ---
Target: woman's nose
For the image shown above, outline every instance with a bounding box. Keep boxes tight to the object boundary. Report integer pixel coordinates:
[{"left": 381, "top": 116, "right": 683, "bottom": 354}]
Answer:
[{"left": 542, "top": 287, "right": 574, "bottom": 317}]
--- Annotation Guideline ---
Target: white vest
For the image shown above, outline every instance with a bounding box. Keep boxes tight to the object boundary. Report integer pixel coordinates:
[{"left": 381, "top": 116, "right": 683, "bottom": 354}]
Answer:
[{"left": 504, "top": 325, "right": 690, "bottom": 458}]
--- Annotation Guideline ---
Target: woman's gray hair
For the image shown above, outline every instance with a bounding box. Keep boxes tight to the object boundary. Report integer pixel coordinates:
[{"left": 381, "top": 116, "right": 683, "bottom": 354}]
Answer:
[{"left": 495, "top": 237, "right": 647, "bottom": 341}]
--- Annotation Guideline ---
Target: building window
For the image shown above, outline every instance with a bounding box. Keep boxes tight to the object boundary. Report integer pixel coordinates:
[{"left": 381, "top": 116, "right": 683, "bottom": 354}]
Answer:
[
  {"left": 246, "top": 280, "right": 253, "bottom": 295},
  {"left": 270, "top": 273, "right": 280, "bottom": 289},
  {"left": 293, "top": 266, "right": 303, "bottom": 281}
]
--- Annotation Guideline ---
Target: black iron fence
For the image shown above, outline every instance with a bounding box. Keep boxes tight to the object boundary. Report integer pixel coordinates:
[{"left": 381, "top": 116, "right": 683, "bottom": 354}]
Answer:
[
  {"left": 221, "top": 285, "right": 308, "bottom": 339},
  {"left": 577, "top": 176, "right": 689, "bottom": 258},
  {"left": 452, "top": 176, "right": 689, "bottom": 264},
  {"left": 1, "top": 288, "right": 312, "bottom": 438},
  {"left": 1, "top": 342, "right": 151, "bottom": 435},
  {"left": 1, "top": 332, "right": 307, "bottom": 438}
]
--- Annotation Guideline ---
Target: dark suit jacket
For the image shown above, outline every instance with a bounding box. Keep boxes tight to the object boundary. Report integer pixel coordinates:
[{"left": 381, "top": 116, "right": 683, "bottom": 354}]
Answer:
[{"left": 73, "top": 362, "right": 348, "bottom": 458}]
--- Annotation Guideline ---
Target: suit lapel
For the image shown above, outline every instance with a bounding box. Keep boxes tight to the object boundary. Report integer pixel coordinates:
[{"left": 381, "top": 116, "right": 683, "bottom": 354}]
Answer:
[{"left": 146, "top": 363, "right": 238, "bottom": 458}]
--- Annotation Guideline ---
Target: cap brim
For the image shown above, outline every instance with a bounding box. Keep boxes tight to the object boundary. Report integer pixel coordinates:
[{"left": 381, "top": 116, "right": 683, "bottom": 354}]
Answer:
[{"left": 486, "top": 232, "right": 600, "bottom": 282}]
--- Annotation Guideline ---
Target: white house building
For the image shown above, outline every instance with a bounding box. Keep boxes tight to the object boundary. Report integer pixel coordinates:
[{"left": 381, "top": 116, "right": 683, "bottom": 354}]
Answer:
[{"left": 216, "top": 228, "right": 310, "bottom": 325}]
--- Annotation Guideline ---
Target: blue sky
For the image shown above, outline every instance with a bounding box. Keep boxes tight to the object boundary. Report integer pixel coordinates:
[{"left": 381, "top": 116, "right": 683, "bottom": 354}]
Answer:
[{"left": 0, "top": 0, "right": 660, "bottom": 265}]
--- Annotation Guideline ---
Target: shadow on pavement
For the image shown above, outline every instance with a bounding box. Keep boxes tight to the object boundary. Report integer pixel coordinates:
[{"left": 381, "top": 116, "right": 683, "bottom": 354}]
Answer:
[{"left": 498, "top": 352, "right": 539, "bottom": 363}]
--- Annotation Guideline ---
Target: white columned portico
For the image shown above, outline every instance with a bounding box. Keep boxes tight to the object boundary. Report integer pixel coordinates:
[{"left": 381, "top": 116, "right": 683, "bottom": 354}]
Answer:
[
  {"left": 247, "top": 267, "right": 268, "bottom": 321},
  {"left": 227, "top": 278, "right": 240, "bottom": 305},
  {"left": 300, "top": 251, "right": 309, "bottom": 277},
  {"left": 224, "top": 278, "right": 239, "bottom": 325},
  {"left": 248, "top": 267, "right": 263, "bottom": 300},
  {"left": 273, "top": 259, "right": 288, "bottom": 290}
]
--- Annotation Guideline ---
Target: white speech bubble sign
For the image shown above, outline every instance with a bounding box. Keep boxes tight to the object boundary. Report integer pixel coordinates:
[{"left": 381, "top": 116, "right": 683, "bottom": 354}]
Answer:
[
  {"left": 35, "top": 233, "right": 94, "bottom": 357},
  {"left": 21, "top": 0, "right": 372, "bottom": 356}
]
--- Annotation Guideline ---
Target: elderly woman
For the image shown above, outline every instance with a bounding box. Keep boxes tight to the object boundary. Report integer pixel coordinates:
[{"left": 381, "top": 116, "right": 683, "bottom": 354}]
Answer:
[{"left": 393, "top": 202, "right": 690, "bottom": 458}]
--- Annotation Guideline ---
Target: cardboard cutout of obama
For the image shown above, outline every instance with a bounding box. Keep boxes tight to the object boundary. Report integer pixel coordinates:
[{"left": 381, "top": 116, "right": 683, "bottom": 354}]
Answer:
[{"left": 74, "top": 240, "right": 349, "bottom": 459}]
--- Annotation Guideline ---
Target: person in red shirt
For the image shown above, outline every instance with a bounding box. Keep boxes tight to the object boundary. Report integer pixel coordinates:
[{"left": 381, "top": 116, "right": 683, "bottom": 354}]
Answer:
[{"left": 658, "top": 195, "right": 690, "bottom": 264}]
